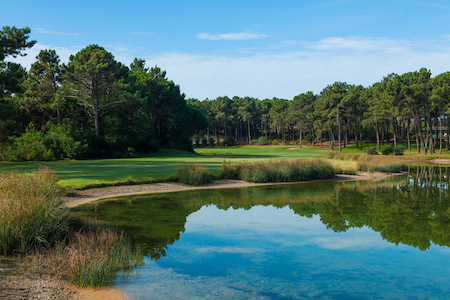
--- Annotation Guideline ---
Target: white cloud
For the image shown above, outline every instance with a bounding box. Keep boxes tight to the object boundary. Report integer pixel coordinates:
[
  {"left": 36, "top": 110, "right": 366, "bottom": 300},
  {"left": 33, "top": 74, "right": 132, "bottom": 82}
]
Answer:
[
  {"left": 196, "top": 31, "right": 267, "bottom": 41},
  {"left": 196, "top": 246, "right": 263, "bottom": 254},
  {"left": 35, "top": 28, "right": 79, "bottom": 36},
  {"left": 131, "top": 31, "right": 154, "bottom": 36}
]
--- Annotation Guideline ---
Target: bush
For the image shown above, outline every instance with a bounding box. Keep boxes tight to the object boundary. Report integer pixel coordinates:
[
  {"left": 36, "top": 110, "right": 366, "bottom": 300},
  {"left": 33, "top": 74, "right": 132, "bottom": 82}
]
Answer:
[
  {"left": 0, "top": 168, "right": 67, "bottom": 255},
  {"left": 257, "top": 136, "right": 269, "bottom": 145},
  {"left": 223, "top": 136, "right": 235, "bottom": 146},
  {"left": 218, "top": 160, "right": 242, "bottom": 180},
  {"left": 201, "top": 138, "right": 208, "bottom": 146},
  {"left": 283, "top": 140, "right": 291, "bottom": 145},
  {"left": 250, "top": 139, "right": 258, "bottom": 145},
  {"left": 177, "top": 164, "right": 213, "bottom": 185},
  {"left": 393, "top": 145, "right": 406, "bottom": 155},
  {"left": 272, "top": 139, "right": 279, "bottom": 145},
  {"left": 4, "top": 123, "right": 85, "bottom": 161},
  {"left": 365, "top": 148, "right": 379, "bottom": 155},
  {"left": 209, "top": 137, "right": 215, "bottom": 146},
  {"left": 380, "top": 144, "right": 394, "bottom": 155}
]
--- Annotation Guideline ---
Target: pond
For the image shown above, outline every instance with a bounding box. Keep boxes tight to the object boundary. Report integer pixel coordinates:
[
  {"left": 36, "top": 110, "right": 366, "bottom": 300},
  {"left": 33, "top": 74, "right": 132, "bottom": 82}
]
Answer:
[{"left": 70, "top": 166, "right": 450, "bottom": 299}]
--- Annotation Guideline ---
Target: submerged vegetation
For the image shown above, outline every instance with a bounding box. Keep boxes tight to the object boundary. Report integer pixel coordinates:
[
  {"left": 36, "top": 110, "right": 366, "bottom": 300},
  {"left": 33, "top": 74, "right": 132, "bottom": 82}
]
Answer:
[
  {"left": 0, "top": 168, "right": 137, "bottom": 288},
  {"left": 219, "top": 158, "right": 335, "bottom": 183}
]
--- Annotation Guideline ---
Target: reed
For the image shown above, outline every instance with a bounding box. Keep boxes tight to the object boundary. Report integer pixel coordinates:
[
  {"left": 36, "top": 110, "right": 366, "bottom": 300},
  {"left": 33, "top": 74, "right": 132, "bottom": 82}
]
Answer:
[
  {"left": 25, "top": 222, "right": 139, "bottom": 288},
  {"left": 220, "top": 158, "right": 335, "bottom": 183},
  {"left": 177, "top": 163, "right": 213, "bottom": 185},
  {"left": 327, "top": 151, "right": 407, "bottom": 173},
  {"left": 0, "top": 167, "right": 67, "bottom": 255}
]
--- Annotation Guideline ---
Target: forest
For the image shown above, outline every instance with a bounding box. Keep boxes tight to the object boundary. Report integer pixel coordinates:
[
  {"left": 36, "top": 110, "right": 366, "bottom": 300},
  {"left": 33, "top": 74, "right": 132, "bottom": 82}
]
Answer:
[{"left": 1, "top": 26, "right": 450, "bottom": 161}]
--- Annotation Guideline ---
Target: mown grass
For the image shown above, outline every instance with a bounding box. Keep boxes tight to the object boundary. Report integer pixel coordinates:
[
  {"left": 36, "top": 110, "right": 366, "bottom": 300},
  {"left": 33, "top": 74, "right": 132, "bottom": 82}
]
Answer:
[
  {"left": 0, "top": 168, "right": 137, "bottom": 288},
  {"left": 219, "top": 158, "right": 335, "bottom": 183}
]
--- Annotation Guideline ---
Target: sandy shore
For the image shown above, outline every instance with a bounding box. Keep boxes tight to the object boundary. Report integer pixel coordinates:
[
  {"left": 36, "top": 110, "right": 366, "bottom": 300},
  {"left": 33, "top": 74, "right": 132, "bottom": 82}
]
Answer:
[{"left": 64, "top": 173, "right": 387, "bottom": 208}]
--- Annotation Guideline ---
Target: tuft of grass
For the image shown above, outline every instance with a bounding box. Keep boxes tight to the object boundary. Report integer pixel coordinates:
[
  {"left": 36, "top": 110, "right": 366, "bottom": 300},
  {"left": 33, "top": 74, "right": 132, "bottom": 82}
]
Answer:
[
  {"left": 177, "top": 164, "right": 213, "bottom": 185},
  {"left": 25, "top": 222, "right": 140, "bottom": 288},
  {"left": 357, "top": 155, "right": 407, "bottom": 173},
  {"left": 0, "top": 167, "right": 67, "bottom": 255},
  {"left": 218, "top": 160, "right": 241, "bottom": 180},
  {"left": 220, "top": 158, "right": 335, "bottom": 183}
]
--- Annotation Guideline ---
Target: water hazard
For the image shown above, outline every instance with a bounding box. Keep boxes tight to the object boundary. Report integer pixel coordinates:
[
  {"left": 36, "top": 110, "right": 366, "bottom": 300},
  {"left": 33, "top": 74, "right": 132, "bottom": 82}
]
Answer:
[{"left": 70, "top": 166, "right": 450, "bottom": 299}]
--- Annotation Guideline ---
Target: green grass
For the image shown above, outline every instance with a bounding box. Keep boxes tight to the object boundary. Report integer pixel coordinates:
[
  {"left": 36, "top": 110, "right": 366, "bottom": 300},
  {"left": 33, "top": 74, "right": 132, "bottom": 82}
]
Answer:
[
  {"left": 0, "top": 143, "right": 446, "bottom": 189},
  {"left": 0, "top": 146, "right": 329, "bottom": 189}
]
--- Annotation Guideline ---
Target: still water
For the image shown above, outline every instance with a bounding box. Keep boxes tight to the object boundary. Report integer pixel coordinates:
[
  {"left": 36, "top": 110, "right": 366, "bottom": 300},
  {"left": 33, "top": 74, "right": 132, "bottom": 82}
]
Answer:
[{"left": 71, "top": 166, "right": 450, "bottom": 299}]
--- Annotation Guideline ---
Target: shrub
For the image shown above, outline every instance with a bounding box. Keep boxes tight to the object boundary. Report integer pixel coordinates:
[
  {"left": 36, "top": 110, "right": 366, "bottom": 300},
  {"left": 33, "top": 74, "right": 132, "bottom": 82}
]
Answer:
[
  {"left": 283, "top": 140, "right": 291, "bottom": 145},
  {"left": 365, "top": 148, "right": 379, "bottom": 155},
  {"left": 250, "top": 139, "right": 258, "bottom": 145},
  {"left": 257, "top": 136, "right": 269, "bottom": 145},
  {"left": 380, "top": 144, "right": 394, "bottom": 155},
  {"left": 223, "top": 136, "right": 235, "bottom": 146},
  {"left": 177, "top": 164, "right": 213, "bottom": 185},
  {"left": 209, "top": 137, "right": 215, "bottom": 146},
  {"left": 272, "top": 139, "right": 279, "bottom": 145},
  {"left": 218, "top": 160, "right": 242, "bottom": 180},
  {"left": 0, "top": 167, "right": 67, "bottom": 255},
  {"left": 201, "top": 138, "right": 208, "bottom": 146},
  {"left": 393, "top": 145, "right": 406, "bottom": 155},
  {"left": 4, "top": 123, "right": 85, "bottom": 161}
]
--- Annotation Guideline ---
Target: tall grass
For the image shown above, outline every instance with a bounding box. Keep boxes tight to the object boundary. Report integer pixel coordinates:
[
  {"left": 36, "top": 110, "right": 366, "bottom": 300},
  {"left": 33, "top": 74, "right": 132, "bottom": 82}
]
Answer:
[
  {"left": 0, "top": 167, "right": 67, "bottom": 255},
  {"left": 327, "top": 151, "right": 407, "bottom": 173},
  {"left": 220, "top": 158, "right": 335, "bottom": 183},
  {"left": 177, "top": 164, "right": 213, "bottom": 185},
  {"left": 27, "top": 223, "right": 139, "bottom": 288}
]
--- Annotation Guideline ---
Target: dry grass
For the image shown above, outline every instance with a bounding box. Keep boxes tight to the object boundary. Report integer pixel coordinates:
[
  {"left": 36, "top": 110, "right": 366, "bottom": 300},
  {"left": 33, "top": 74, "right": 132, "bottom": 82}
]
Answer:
[
  {"left": 25, "top": 223, "right": 138, "bottom": 288},
  {"left": 327, "top": 151, "right": 407, "bottom": 173},
  {"left": 0, "top": 167, "right": 67, "bottom": 255},
  {"left": 220, "top": 158, "right": 335, "bottom": 183}
]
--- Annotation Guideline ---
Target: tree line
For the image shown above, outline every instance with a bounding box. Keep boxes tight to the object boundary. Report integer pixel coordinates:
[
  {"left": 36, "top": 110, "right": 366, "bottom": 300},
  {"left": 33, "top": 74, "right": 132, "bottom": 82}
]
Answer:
[
  {"left": 2, "top": 26, "right": 450, "bottom": 161},
  {"left": 0, "top": 26, "right": 207, "bottom": 161},
  {"left": 188, "top": 70, "right": 450, "bottom": 156}
]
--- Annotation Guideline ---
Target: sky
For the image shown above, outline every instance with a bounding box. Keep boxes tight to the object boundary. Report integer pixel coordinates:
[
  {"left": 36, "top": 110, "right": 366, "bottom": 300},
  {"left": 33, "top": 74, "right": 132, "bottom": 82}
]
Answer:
[{"left": 4, "top": 0, "right": 450, "bottom": 100}]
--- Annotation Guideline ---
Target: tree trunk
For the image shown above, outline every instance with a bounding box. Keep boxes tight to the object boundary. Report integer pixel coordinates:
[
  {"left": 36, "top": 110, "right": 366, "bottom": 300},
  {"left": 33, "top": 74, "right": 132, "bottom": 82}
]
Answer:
[
  {"left": 391, "top": 117, "right": 397, "bottom": 147},
  {"left": 440, "top": 113, "right": 443, "bottom": 155},
  {"left": 407, "top": 124, "right": 411, "bottom": 151},
  {"left": 337, "top": 107, "right": 341, "bottom": 152},
  {"left": 299, "top": 121, "right": 303, "bottom": 148},
  {"left": 375, "top": 122, "right": 380, "bottom": 152}
]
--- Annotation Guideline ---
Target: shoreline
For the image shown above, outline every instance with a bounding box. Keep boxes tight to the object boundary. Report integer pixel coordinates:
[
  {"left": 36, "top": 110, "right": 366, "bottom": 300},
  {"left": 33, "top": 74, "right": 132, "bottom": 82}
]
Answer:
[
  {"left": 1, "top": 172, "right": 399, "bottom": 300},
  {"left": 64, "top": 172, "right": 393, "bottom": 209}
]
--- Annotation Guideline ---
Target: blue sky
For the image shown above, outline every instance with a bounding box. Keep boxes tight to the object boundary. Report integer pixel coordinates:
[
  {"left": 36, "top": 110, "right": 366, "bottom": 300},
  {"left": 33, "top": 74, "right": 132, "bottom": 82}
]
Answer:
[{"left": 4, "top": 0, "right": 450, "bottom": 99}]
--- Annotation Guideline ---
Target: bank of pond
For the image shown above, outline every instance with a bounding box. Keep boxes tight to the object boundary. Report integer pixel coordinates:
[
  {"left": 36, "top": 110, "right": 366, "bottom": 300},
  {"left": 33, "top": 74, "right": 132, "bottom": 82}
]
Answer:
[{"left": 2, "top": 164, "right": 448, "bottom": 299}]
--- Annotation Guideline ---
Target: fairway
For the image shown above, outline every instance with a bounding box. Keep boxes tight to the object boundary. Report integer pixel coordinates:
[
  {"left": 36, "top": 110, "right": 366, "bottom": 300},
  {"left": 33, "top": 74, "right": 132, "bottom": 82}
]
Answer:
[{"left": 0, "top": 146, "right": 331, "bottom": 189}]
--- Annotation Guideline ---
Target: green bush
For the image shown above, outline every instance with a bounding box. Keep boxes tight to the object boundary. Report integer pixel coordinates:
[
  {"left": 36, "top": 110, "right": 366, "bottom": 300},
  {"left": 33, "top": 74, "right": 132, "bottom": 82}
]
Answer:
[
  {"left": 223, "top": 136, "right": 235, "bottom": 146},
  {"left": 0, "top": 168, "right": 67, "bottom": 255},
  {"left": 365, "top": 148, "right": 379, "bottom": 155},
  {"left": 250, "top": 139, "right": 258, "bottom": 145},
  {"left": 209, "top": 137, "right": 215, "bottom": 146},
  {"left": 4, "top": 123, "right": 85, "bottom": 161},
  {"left": 283, "top": 140, "right": 291, "bottom": 145},
  {"left": 177, "top": 164, "right": 213, "bottom": 185},
  {"left": 380, "top": 144, "right": 393, "bottom": 155},
  {"left": 272, "top": 139, "right": 279, "bottom": 145},
  {"left": 393, "top": 145, "right": 406, "bottom": 155},
  {"left": 201, "top": 138, "right": 208, "bottom": 146},
  {"left": 257, "top": 136, "right": 268, "bottom": 145}
]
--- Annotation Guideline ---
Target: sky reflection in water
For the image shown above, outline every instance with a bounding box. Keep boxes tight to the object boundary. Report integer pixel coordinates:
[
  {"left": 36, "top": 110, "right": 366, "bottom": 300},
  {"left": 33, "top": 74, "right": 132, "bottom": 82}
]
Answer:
[{"left": 72, "top": 167, "right": 450, "bottom": 299}]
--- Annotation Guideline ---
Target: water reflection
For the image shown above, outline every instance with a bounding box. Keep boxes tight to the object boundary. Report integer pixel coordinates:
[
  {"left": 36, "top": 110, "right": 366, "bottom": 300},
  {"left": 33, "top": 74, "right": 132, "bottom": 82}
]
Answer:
[
  {"left": 70, "top": 166, "right": 450, "bottom": 257},
  {"left": 70, "top": 166, "right": 450, "bottom": 299}
]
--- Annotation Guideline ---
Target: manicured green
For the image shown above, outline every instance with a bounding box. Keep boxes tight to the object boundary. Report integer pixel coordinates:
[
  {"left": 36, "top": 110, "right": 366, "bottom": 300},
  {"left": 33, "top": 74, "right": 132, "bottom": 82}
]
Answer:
[{"left": 0, "top": 146, "right": 329, "bottom": 189}]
